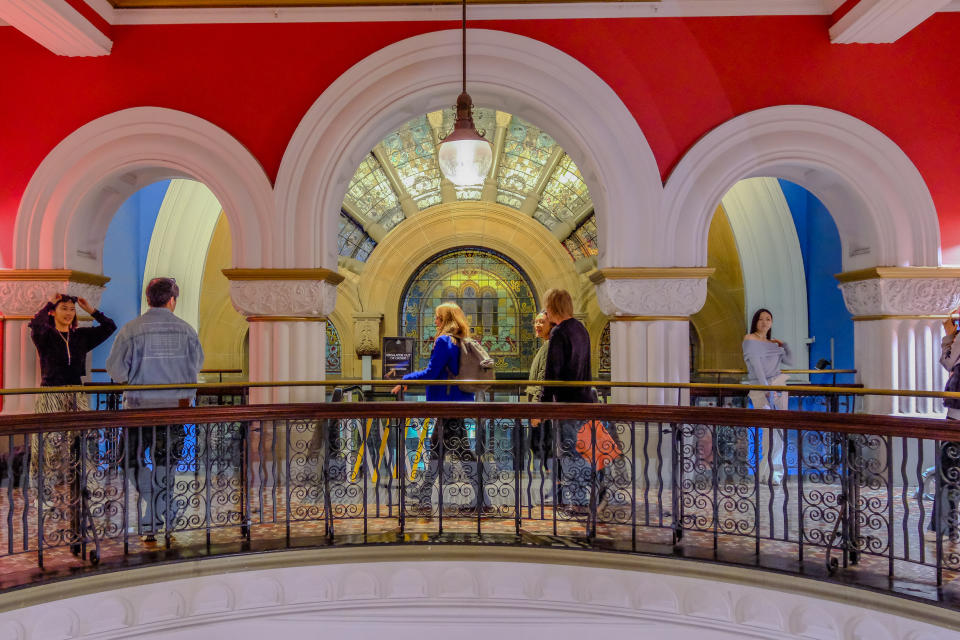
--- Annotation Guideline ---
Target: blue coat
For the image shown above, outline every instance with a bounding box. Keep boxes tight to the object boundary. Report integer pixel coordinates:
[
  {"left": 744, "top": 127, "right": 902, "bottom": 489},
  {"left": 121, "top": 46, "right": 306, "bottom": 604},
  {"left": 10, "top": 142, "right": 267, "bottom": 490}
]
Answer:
[{"left": 403, "top": 334, "right": 475, "bottom": 402}]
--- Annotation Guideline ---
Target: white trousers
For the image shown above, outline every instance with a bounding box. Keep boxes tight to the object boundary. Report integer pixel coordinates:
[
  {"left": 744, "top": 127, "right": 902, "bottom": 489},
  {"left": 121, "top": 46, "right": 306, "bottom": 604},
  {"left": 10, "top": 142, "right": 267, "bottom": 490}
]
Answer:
[{"left": 748, "top": 373, "right": 788, "bottom": 484}]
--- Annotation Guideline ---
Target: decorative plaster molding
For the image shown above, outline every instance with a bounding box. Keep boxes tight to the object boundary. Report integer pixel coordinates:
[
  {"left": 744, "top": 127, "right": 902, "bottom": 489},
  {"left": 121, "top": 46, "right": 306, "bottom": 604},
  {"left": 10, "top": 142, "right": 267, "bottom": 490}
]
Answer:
[
  {"left": 0, "top": 280, "right": 106, "bottom": 316},
  {"left": 835, "top": 266, "right": 960, "bottom": 283},
  {"left": 15, "top": 107, "right": 274, "bottom": 271},
  {"left": 0, "top": 0, "right": 111, "bottom": 56},
  {"left": 0, "top": 270, "right": 110, "bottom": 286},
  {"left": 588, "top": 267, "right": 714, "bottom": 284},
  {"left": 274, "top": 29, "right": 661, "bottom": 270},
  {"left": 0, "top": 555, "right": 954, "bottom": 640},
  {"left": 661, "top": 105, "right": 940, "bottom": 271},
  {"left": 830, "top": 0, "right": 951, "bottom": 44},
  {"left": 594, "top": 278, "right": 708, "bottom": 317},
  {"left": 229, "top": 280, "right": 338, "bottom": 318},
  {"left": 839, "top": 278, "right": 960, "bottom": 316},
  {"left": 352, "top": 313, "right": 382, "bottom": 357},
  {"left": 103, "top": 0, "right": 836, "bottom": 25},
  {"left": 222, "top": 268, "right": 344, "bottom": 285}
]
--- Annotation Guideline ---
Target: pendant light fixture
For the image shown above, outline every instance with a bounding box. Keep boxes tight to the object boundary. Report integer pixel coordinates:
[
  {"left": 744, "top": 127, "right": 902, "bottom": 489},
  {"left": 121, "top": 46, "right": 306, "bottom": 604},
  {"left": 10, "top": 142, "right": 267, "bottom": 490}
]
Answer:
[{"left": 437, "top": 0, "right": 493, "bottom": 186}]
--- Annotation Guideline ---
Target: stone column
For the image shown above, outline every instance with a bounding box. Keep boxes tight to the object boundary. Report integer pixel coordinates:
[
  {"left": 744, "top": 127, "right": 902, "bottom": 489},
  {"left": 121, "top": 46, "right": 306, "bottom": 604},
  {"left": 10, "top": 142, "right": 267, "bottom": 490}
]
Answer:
[
  {"left": 590, "top": 268, "right": 713, "bottom": 405},
  {"left": 225, "top": 269, "right": 343, "bottom": 405},
  {"left": 0, "top": 271, "right": 109, "bottom": 414},
  {"left": 837, "top": 267, "right": 960, "bottom": 416}
]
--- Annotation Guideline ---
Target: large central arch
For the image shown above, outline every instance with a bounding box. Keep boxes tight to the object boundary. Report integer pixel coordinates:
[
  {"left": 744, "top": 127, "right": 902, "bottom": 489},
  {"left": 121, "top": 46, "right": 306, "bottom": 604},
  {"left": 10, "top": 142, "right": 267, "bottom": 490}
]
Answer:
[{"left": 274, "top": 28, "right": 661, "bottom": 272}]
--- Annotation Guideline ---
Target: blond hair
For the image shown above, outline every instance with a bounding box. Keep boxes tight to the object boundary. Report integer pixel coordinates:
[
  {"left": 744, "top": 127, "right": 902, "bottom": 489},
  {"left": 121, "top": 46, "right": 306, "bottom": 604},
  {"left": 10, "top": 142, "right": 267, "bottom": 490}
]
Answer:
[
  {"left": 435, "top": 302, "right": 470, "bottom": 340},
  {"left": 544, "top": 288, "right": 574, "bottom": 318}
]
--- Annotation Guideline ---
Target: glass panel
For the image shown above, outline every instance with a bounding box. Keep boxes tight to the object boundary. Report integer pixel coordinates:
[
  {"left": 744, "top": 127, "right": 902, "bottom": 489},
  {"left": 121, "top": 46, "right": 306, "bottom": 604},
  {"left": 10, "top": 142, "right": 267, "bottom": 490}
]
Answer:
[
  {"left": 343, "top": 154, "right": 403, "bottom": 228},
  {"left": 455, "top": 186, "right": 482, "bottom": 201},
  {"left": 537, "top": 153, "right": 591, "bottom": 226},
  {"left": 562, "top": 214, "right": 599, "bottom": 261},
  {"left": 337, "top": 211, "right": 376, "bottom": 262},
  {"left": 498, "top": 115, "right": 556, "bottom": 206},
  {"left": 326, "top": 322, "right": 342, "bottom": 375},
  {"left": 399, "top": 248, "right": 539, "bottom": 375},
  {"left": 380, "top": 115, "right": 441, "bottom": 210}
]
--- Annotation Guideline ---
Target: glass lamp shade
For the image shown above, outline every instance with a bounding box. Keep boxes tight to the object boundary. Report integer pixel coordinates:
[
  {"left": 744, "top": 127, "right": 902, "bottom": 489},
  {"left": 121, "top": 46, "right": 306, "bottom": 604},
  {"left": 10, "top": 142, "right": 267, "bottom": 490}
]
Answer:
[{"left": 438, "top": 133, "right": 493, "bottom": 186}]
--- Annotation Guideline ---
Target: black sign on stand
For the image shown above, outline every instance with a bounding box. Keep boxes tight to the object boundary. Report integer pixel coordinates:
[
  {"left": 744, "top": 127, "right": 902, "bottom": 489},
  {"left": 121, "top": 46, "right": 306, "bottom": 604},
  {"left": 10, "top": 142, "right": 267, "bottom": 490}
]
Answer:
[{"left": 382, "top": 337, "right": 415, "bottom": 380}]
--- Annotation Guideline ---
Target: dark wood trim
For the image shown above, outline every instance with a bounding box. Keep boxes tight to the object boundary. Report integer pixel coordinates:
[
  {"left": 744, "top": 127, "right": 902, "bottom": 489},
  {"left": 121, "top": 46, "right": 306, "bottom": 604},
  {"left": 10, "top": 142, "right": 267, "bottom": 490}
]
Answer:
[{"left": 1, "top": 402, "right": 957, "bottom": 440}]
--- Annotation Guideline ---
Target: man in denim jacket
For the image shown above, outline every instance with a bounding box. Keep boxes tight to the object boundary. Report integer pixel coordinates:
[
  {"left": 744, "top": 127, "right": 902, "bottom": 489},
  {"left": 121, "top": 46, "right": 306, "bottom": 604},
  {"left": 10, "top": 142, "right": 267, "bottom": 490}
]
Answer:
[{"left": 106, "top": 277, "right": 203, "bottom": 542}]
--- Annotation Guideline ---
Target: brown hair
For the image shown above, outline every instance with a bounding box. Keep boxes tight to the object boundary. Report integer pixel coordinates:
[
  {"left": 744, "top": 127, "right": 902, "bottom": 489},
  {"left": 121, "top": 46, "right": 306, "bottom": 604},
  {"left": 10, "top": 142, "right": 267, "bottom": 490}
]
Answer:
[
  {"left": 435, "top": 302, "right": 470, "bottom": 340},
  {"left": 544, "top": 288, "right": 574, "bottom": 319}
]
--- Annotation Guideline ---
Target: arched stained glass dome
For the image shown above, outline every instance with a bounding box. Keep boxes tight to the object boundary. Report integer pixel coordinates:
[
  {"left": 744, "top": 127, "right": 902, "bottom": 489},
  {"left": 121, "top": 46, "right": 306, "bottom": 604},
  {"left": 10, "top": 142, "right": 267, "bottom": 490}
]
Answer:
[
  {"left": 340, "top": 108, "right": 595, "bottom": 263},
  {"left": 399, "top": 248, "right": 539, "bottom": 376}
]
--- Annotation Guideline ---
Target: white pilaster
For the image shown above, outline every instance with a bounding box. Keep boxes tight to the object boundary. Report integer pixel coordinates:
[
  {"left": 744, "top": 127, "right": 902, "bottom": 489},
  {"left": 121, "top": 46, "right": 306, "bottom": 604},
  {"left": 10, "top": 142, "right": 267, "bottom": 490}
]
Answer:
[
  {"left": 0, "top": 273, "right": 107, "bottom": 414},
  {"left": 838, "top": 269, "right": 960, "bottom": 416},
  {"left": 225, "top": 270, "right": 343, "bottom": 405},
  {"left": 591, "top": 268, "right": 712, "bottom": 405}
]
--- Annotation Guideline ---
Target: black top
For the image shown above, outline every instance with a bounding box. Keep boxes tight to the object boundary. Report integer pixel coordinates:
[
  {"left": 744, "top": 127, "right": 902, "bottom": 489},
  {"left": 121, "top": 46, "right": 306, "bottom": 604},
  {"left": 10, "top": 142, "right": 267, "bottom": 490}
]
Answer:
[
  {"left": 542, "top": 317, "right": 593, "bottom": 403},
  {"left": 29, "top": 301, "right": 117, "bottom": 387}
]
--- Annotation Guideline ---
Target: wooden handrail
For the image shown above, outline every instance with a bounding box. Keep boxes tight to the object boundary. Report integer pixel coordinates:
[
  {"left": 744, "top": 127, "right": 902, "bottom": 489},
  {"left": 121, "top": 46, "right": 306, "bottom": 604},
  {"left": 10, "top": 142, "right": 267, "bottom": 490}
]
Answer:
[
  {"left": 696, "top": 369, "right": 857, "bottom": 375},
  {"left": 2, "top": 378, "right": 957, "bottom": 401},
  {"left": 0, "top": 401, "right": 957, "bottom": 440}
]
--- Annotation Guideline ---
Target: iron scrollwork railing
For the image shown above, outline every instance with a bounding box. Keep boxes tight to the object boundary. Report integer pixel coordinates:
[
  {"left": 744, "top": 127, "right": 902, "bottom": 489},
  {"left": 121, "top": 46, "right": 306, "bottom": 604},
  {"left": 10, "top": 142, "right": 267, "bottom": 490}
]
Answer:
[{"left": 0, "top": 402, "right": 958, "bottom": 603}]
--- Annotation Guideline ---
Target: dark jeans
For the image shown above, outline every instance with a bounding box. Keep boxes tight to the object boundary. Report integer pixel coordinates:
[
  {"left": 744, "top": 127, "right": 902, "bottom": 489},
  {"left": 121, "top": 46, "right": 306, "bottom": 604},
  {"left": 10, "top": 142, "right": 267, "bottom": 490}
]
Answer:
[
  {"left": 126, "top": 425, "right": 187, "bottom": 533},
  {"left": 932, "top": 438, "right": 960, "bottom": 537},
  {"left": 409, "top": 418, "right": 490, "bottom": 509}
]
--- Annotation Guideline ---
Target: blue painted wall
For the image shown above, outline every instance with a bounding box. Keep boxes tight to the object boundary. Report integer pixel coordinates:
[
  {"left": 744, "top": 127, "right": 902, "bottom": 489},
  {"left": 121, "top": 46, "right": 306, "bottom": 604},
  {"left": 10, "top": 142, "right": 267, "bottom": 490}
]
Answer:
[
  {"left": 779, "top": 179, "right": 855, "bottom": 385},
  {"left": 89, "top": 181, "right": 169, "bottom": 381}
]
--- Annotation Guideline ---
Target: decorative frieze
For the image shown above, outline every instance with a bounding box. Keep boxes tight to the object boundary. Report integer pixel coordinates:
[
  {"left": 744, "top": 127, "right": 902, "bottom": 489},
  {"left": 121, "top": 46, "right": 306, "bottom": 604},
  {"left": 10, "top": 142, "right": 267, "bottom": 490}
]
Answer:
[
  {"left": 589, "top": 268, "right": 713, "bottom": 318},
  {"left": 224, "top": 269, "right": 343, "bottom": 319},
  {"left": 0, "top": 270, "right": 109, "bottom": 317},
  {"left": 838, "top": 276, "right": 960, "bottom": 317}
]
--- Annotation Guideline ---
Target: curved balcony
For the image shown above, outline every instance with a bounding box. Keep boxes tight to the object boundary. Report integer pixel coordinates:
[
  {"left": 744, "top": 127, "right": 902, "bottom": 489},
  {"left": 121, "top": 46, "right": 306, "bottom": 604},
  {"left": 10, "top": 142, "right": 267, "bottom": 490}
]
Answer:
[{"left": 0, "top": 380, "right": 959, "bottom": 635}]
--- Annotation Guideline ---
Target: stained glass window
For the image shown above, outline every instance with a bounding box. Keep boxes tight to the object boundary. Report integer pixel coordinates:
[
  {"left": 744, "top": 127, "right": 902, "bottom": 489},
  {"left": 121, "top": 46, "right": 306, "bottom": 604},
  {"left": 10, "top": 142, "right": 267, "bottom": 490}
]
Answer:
[
  {"left": 399, "top": 248, "right": 539, "bottom": 375},
  {"left": 562, "top": 213, "right": 599, "bottom": 261},
  {"left": 379, "top": 115, "right": 441, "bottom": 210},
  {"left": 598, "top": 322, "right": 611, "bottom": 380},
  {"left": 497, "top": 116, "right": 556, "bottom": 208},
  {"left": 343, "top": 154, "right": 404, "bottom": 229},
  {"left": 326, "top": 322, "right": 342, "bottom": 375},
  {"left": 537, "top": 154, "right": 591, "bottom": 228},
  {"left": 337, "top": 211, "right": 376, "bottom": 262}
]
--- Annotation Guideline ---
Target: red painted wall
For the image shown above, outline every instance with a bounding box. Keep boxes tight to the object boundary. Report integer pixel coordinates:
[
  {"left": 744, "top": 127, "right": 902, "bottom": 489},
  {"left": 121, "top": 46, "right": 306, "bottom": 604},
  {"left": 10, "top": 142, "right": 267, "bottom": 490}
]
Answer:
[{"left": 1, "top": 13, "right": 959, "bottom": 267}]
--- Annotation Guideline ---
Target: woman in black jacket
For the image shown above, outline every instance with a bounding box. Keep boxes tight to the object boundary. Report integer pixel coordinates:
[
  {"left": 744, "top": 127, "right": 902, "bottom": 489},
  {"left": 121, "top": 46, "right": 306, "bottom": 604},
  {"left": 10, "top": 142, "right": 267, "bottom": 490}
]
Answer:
[{"left": 29, "top": 293, "right": 116, "bottom": 412}]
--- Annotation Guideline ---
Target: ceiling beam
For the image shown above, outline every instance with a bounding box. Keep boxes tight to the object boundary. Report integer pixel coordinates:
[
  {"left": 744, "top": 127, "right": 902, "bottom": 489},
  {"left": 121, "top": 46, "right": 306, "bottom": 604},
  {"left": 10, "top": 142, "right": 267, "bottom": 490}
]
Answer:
[
  {"left": 370, "top": 147, "right": 418, "bottom": 219},
  {"left": 481, "top": 111, "right": 511, "bottom": 203},
  {"left": 0, "top": 0, "right": 112, "bottom": 56},
  {"left": 830, "top": 0, "right": 951, "bottom": 43}
]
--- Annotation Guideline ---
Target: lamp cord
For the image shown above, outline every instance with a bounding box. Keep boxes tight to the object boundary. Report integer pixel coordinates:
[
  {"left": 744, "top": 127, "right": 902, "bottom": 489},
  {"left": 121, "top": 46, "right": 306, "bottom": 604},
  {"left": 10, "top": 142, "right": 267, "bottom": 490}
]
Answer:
[{"left": 461, "top": 0, "right": 466, "bottom": 94}]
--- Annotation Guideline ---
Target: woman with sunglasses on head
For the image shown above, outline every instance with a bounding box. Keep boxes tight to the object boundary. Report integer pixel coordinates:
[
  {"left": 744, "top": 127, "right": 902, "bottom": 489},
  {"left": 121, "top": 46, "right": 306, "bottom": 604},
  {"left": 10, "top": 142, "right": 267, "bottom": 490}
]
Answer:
[
  {"left": 29, "top": 293, "right": 116, "bottom": 412},
  {"left": 28, "top": 293, "right": 116, "bottom": 548}
]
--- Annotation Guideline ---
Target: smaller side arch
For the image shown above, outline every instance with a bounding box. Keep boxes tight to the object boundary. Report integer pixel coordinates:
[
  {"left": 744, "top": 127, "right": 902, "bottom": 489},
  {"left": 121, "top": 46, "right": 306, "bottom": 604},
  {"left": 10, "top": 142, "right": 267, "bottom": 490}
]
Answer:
[
  {"left": 14, "top": 107, "right": 275, "bottom": 272},
  {"left": 662, "top": 105, "right": 940, "bottom": 271}
]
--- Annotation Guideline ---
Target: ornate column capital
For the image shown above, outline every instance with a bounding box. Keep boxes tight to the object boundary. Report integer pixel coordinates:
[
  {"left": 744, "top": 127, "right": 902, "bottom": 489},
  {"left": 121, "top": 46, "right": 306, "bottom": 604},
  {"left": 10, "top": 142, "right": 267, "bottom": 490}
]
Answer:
[
  {"left": 836, "top": 268, "right": 960, "bottom": 317},
  {"left": 0, "top": 270, "right": 110, "bottom": 318},
  {"left": 589, "top": 267, "right": 714, "bottom": 318},
  {"left": 224, "top": 269, "right": 343, "bottom": 319},
  {"left": 352, "top": 313, "right": 383, "bottom": 357}
]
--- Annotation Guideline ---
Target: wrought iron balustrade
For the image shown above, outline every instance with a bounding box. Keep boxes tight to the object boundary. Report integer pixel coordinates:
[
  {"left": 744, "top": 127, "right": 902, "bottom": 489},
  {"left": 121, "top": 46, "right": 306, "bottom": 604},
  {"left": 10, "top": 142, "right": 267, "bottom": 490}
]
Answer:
[{"left": 0, "top": 398, "right": 958, "bottom": 607}]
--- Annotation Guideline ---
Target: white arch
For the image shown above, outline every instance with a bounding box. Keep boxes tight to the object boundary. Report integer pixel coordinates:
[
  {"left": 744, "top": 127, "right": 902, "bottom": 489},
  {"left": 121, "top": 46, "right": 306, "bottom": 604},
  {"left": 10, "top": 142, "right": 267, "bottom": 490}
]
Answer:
[
  {"left": 14, "top": 107, "right": 275, "bottom": 272},
  {"left": 662, "top": 105, "right": 940, "bottom": 270},
  {"left": 275, "top": 28, "right": 661, "bottom": 271}
]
